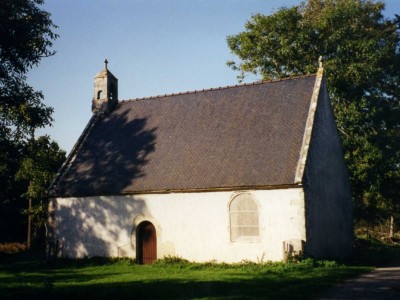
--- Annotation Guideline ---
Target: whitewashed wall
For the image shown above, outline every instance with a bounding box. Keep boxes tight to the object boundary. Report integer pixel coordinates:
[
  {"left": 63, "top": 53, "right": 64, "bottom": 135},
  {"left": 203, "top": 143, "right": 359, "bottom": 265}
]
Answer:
[{"left": 51, "top": 188, "right": 305, "bottom": 262}]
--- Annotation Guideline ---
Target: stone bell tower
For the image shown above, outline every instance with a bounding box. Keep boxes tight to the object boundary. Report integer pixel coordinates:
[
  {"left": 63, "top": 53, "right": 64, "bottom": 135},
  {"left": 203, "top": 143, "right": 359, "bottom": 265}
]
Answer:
[{"left": 92, "top": 59, "right": 118, "bottom": 114}]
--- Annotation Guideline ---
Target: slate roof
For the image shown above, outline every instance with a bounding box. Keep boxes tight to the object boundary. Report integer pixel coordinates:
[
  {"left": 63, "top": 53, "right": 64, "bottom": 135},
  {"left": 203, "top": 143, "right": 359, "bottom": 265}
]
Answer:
[{"left": 52, "top": 75, "right": 317, "bottom": 197}]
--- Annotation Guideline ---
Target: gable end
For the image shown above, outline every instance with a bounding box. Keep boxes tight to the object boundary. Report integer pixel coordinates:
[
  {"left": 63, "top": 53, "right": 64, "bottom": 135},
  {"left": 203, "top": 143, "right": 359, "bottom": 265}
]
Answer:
[{"left": 294, "top": 66, "right": 324, "bottom": 183}]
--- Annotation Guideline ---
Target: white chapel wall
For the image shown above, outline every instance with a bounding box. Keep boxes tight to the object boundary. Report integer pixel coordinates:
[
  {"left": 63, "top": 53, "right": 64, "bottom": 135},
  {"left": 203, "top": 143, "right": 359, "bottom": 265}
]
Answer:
[{"left": 52, "top": 188, "right": 305, "bottom": 262}]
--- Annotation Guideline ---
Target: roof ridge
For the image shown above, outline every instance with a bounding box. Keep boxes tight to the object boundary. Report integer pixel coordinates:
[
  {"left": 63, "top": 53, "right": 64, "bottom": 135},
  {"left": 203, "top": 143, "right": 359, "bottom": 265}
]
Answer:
[{"left": 120, "top": 73, "right": 316, "bottom": 104}]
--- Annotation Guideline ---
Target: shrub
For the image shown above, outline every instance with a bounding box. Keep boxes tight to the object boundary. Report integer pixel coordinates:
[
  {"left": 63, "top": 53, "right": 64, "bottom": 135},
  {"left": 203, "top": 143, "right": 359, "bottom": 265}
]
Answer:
[{"left": 0, "top": 242, "right": 27, "bottom": 254}]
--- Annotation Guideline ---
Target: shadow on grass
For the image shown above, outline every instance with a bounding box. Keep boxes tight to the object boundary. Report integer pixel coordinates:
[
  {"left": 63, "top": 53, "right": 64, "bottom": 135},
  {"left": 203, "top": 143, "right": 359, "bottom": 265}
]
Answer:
[
  {"left": 351, "top": 238, "right": 400, "bottom": 267},
  {"left": 5, "top": 239, "right": 399, "bottom": 300},
  {"left": 0, "top": 258, "right": 368, "bottom": 300},
  {"left": 36, "top": 271, "right": 366, "bottom": 300}
]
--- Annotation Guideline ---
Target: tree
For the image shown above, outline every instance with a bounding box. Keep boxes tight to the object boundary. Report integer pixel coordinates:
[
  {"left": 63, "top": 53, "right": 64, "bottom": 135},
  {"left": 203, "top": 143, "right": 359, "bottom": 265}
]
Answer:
[
  {"left": 0, "top": 0, "right": 60, "bottom": 242},
  {"left": 227, "top": 0, "right": 400, "bottom": 228},
  {"left": 0, "top": 128, "right": 26, "bottom": 242},
  {"left": 0, "top": 0, "right": 58, "bottom": 140},
  {"left": 16, "top": 135, "right": 66, "bottom": 248}
]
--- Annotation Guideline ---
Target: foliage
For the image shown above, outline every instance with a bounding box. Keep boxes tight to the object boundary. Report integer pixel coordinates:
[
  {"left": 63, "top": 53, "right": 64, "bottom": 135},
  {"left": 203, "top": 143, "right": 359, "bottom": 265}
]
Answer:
[
  {"left": 0, "top": 243, "right": 27, "bottom": 254},
  {"left": 227, "top": 0, "right": 400, "bottom": 225},
  {"left": 0, "top": 0, "right": 60, "bottom": 242},
  {"left": 0, "top": 130, "right": 25, "bottom": 205},
  {"left": 0, "top": 0, "right": 58, "bottom": 139},
  {"left": 17, "top": 136, "right": 65, "bottom": 201},
  {"left": 16, "top": 135, "right": 66, "bottom": 240}
]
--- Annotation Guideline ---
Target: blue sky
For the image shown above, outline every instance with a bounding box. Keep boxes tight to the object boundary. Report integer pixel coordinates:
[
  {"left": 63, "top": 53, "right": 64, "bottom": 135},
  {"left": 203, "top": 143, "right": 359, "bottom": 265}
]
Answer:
[{"left": 28, "top": 0, "right": 400, "bottom": 154}]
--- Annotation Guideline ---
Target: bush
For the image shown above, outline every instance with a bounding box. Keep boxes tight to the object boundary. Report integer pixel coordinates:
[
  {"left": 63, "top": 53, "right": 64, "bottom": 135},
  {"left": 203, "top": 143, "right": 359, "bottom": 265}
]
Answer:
[{"left": 0, "top": 242, "right": 27, "bottom": 254}]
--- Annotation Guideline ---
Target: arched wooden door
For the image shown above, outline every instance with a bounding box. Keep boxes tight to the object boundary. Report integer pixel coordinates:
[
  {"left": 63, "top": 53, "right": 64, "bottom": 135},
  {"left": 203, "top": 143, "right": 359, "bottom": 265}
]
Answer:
[{"left": 137, "top": 221, "right": 157, "bottom": 264}]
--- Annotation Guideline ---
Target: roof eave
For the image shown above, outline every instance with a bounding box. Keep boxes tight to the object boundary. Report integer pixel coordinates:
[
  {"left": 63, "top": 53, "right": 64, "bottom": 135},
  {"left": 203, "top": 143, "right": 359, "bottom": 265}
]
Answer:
[{"left": 50, "top": 183, "right": 304, "bottom": 198}]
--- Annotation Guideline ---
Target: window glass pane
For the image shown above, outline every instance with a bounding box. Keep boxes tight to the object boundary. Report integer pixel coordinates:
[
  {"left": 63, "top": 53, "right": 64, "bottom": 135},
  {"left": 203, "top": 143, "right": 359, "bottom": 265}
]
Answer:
[
  {"left": 238, "top": 212, "right": 259, "bottom": 226},
  {"left": 229, "top": 194, "right": 260, "bottom": 242}
]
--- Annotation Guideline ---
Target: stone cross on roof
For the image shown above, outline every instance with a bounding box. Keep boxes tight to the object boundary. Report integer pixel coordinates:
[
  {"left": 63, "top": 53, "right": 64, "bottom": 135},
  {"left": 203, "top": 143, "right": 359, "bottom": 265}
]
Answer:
[{"left": 104, "top": 59, "right": 108, "bottom": 69}]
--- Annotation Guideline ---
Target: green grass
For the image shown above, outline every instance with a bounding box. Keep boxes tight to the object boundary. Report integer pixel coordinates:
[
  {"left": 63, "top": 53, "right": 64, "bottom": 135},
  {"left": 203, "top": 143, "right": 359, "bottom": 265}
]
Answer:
[
  {"left": 352, "top": 236, "right": 400, "bottom": 267},
  {"left": 4, "top": 236, "right": 399, "bottom": 300},
  {"left": 0, "top": 254, "right": 370, "bottom": 300}
]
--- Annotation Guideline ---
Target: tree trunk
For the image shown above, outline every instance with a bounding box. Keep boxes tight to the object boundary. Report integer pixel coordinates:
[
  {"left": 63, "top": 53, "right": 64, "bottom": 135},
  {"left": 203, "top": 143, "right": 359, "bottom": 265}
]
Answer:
[
  {"left": 27, "top": 130, "right": 35, "bottom": 250},
  {"left": 389, "top": 215, "right": 394, "bottom": 239},
  {"left": 27, "top": 197, "right": 32, "bottom": 249}
]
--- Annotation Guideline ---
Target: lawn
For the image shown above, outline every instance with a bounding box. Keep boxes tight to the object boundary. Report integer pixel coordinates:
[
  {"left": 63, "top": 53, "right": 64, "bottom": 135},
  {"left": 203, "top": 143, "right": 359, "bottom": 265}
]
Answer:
[{"left": 0, "top": 254, "right": 370, "bottom": 300}]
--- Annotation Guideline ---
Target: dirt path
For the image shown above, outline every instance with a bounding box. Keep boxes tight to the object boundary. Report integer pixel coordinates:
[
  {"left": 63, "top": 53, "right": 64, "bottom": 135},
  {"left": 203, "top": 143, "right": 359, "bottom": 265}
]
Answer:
[{"left": 319, "top": 267, "right": 400, "bottom": 299}]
